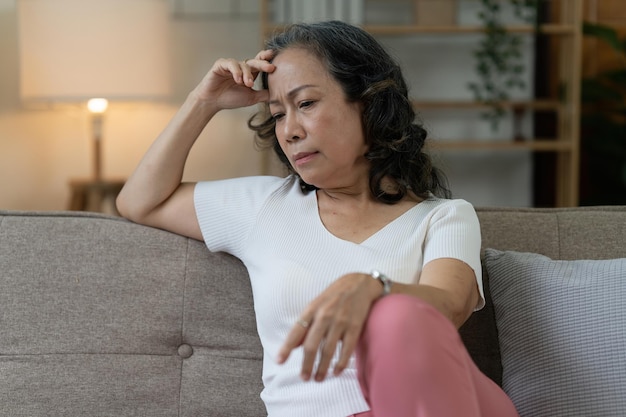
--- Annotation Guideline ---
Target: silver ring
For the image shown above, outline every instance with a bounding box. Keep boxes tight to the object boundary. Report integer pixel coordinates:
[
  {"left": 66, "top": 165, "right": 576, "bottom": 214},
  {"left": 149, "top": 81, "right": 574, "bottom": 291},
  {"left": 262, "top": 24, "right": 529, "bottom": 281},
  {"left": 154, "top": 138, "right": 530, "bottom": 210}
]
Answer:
[{"left": 297, "top": 319, "right": 309, "bottom": 329}]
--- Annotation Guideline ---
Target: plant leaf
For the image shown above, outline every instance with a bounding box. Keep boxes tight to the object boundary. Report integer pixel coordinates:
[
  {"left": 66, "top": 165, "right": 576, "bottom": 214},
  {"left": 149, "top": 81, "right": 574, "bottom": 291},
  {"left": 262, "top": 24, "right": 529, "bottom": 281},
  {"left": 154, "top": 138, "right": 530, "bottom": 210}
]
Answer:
[{"left": 583, "top": 22, "right": 624, "bottom": 53}]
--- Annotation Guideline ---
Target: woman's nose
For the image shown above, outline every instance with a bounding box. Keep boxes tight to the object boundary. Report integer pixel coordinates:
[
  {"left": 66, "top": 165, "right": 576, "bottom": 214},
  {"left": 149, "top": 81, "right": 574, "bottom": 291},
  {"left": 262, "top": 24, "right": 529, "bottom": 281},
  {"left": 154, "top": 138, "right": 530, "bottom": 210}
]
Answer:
[{"left": 282, "top": 113, "right": 305, "bottom": 142}]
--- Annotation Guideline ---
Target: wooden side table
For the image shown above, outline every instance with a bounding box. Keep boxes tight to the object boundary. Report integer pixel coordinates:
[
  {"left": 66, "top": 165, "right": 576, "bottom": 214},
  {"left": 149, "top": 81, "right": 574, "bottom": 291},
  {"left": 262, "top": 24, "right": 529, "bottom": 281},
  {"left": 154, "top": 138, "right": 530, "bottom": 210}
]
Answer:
[{"left": 68, "top": 179, "right": 126, "bottom": 215}]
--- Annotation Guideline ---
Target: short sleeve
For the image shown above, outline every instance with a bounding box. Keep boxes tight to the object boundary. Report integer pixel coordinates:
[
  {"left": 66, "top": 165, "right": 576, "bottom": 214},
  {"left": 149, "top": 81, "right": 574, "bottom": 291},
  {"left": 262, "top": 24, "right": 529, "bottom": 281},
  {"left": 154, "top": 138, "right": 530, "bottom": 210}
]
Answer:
[
  {"left": 423, "top": 199, "right": 484, "bottom": 310},
  {"left": 194, "top": 176, "right": 287, "bottom": 255}
]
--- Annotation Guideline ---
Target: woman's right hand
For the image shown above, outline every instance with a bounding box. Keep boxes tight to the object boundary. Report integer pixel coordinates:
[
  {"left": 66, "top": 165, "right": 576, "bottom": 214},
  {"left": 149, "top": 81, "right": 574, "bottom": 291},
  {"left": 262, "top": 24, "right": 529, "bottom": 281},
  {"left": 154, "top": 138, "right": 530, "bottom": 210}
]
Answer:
[
  {"left": 193, "top": 49, "right": 275, "bottom": 112},
  {"left": 117, "top": 50, "right": 275, "bottom": 239}
]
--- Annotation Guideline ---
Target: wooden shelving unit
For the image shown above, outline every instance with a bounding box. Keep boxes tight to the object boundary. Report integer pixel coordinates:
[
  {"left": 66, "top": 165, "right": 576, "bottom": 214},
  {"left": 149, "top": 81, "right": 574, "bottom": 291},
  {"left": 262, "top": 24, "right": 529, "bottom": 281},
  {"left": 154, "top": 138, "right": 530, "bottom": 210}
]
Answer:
[{"left": 259, "top": 0, "right": 583, "bottom": 206}]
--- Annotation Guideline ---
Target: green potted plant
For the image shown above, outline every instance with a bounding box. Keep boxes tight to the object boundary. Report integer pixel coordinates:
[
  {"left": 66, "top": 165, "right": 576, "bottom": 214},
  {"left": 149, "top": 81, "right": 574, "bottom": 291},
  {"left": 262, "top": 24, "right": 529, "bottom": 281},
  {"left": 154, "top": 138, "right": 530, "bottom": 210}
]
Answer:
[{"left": 468, "top": 0, "right": 539, "bottom": 130}]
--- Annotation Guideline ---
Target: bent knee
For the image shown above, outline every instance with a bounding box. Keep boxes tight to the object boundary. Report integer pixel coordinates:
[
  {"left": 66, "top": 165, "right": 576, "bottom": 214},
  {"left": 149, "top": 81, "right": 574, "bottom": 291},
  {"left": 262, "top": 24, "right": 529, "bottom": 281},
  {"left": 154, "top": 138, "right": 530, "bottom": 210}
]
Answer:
[{"left": 364, "top": 294, "right": 459, "bottom": 349}]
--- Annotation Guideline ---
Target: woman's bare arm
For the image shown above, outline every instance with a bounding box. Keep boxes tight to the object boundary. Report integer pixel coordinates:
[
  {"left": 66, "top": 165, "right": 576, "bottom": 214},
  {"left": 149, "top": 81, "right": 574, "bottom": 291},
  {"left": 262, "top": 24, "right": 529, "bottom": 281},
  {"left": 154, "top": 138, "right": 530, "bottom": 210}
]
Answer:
[
  {"left": 277, "top": 258, "right": 480, "bottom": 381},
  {"left": 116, "top": 95, "right": 217, "bottom": 240},
  {"left": 116, "top": 52, "right": 275, "bottom": 240}
]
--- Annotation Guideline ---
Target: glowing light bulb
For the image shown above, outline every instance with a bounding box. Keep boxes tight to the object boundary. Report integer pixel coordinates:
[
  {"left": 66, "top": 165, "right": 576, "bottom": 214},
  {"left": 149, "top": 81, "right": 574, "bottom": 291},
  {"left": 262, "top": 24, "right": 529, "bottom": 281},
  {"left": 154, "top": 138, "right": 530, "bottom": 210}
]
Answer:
[{"left": 87, "top": 98, "right": 109, "bottom": 114}]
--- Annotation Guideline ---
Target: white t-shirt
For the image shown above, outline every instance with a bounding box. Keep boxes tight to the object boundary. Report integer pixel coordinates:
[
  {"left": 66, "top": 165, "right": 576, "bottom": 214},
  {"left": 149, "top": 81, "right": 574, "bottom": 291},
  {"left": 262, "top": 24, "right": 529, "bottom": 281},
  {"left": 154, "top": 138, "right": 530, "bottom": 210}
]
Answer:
[{"left": 195, "top": 175, "right": 483, "bottom": 417}]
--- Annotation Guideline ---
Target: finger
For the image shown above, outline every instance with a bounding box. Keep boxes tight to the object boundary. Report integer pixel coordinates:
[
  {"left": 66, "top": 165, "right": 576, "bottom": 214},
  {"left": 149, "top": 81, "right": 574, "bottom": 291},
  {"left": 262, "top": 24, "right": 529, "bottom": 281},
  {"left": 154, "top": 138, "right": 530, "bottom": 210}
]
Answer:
[
  {"left": 333, "top": 327, "right": 360, "bottom": 376},
  {"left": 299, "top": 310, "right": 338, "bottom": 381},
  {"left": 276, "top": 318, "right": 310, "bottom": 365},
  {"left": 300, "top": 325, "right": 325, "bottom": 381},
  {"left": 213, "top": 58, "right": 245, "bottom": 85},
  {"left": 245, "top": 50, "right": 276, "bottom": 71},
  {"left": 255, "top": 49, "right": 275, "bottom": 61},
  {"left": 314, "top": 326, "right": 342, "bottom": 382},
  {"left": 240, "top": 61, "right": 255, "bottom": 88},
  {"left": 242, "top": 57, "right": 275, "bottom": 81}
]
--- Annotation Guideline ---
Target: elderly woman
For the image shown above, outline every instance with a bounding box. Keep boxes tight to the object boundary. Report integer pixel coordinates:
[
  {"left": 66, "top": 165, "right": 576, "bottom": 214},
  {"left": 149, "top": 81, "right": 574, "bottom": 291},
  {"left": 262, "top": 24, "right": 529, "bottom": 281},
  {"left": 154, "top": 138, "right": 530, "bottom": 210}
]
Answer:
[{"left": 117, "top": 20, "right": 518, "bottom": 417}]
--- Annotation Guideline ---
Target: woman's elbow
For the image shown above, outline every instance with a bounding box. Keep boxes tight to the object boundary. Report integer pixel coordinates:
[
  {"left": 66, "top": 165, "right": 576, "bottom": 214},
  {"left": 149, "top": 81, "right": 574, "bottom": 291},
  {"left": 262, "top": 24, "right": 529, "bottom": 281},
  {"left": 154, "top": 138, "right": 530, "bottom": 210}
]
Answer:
[
  {"left": 448, "top": 290, "right": 479, "bottom": 328},
  {"left": 116, "top": 191, "right": 147, "bottom": 224}
]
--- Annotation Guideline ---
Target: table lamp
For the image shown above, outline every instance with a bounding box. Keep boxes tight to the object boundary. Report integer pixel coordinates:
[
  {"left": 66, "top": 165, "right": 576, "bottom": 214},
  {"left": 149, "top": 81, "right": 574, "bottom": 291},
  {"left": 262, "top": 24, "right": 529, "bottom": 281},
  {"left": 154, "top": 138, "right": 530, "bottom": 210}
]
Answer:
[
  {"left": 17, "top": 0, "right": 171, "bottom": 184},
  {"left": 17, "top": 0, "right": 171, "bottom": 213}
]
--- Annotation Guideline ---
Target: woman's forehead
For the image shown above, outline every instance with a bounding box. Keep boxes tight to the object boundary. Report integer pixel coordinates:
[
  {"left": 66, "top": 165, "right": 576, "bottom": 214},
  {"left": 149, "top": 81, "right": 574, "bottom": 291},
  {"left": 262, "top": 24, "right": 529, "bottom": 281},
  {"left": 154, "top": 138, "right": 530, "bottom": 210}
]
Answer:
[{"left": 267, "top": 48, "right": 330, "bottom": 89}]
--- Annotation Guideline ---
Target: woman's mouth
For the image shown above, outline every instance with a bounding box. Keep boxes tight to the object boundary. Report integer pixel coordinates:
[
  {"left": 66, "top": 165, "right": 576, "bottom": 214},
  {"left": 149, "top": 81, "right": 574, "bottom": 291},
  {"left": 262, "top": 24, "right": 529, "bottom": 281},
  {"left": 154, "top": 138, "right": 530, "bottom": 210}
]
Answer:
[{"left": 293, "top": 152, "right": 319, "bottom": 166}]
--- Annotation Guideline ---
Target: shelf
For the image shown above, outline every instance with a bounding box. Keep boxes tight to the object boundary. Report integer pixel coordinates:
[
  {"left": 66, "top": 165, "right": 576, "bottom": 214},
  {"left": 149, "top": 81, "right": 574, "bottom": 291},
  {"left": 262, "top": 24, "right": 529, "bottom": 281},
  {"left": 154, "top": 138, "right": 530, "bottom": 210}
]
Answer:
[
  {"left": 427, "top": 140, "right": 573, "bottom": 152},
  {"left": 263, "top": 24, "right": 577, "bottom": 36},
  {"left": 412, "top": 100, "right": 561, "bottom": 111},
  {"left": 363, "top": 23, "right": 577, "bottom": 35}
]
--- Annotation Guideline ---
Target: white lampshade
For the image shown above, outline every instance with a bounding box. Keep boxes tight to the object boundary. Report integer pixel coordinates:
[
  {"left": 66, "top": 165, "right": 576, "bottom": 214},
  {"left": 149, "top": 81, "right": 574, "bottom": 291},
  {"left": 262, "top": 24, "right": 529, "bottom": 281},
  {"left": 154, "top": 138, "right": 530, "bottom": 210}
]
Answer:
[{"left": 18, "top": 0, "right": 171, "bottom": 103}]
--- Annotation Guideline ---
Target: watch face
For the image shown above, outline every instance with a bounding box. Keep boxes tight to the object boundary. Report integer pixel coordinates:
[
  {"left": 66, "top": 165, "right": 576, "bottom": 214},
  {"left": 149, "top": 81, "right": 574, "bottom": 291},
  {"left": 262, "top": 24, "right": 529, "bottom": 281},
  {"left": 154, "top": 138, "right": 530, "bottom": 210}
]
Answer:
[{"left": 370, "top": 270, "right": 391, "bottom": 296}]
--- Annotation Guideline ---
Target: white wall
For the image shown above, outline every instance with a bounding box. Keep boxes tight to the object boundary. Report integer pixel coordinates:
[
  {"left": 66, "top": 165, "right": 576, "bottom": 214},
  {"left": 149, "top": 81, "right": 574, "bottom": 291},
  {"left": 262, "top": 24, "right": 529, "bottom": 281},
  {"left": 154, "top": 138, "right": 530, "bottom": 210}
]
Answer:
[
  {"left": 0, "top": 0, "right": 265, "bottom": 211},
  {"left": 0, "top": 0, "right": 535, "bottom": 211}
]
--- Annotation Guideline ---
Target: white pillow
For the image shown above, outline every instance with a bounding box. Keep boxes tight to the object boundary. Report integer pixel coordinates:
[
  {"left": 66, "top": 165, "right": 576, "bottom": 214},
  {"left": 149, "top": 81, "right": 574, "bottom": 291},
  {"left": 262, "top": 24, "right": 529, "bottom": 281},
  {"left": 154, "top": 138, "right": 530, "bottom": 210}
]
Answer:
[{"left": 484, "top": 249, "right": 626, "bottom": 417}]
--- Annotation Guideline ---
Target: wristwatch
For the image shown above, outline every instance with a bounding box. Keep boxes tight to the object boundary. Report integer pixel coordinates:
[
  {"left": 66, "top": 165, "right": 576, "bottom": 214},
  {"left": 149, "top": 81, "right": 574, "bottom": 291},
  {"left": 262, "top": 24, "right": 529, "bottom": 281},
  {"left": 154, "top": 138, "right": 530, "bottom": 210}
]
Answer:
[{"left": 370, "top": 270, "right": 392, "bottom": 298}]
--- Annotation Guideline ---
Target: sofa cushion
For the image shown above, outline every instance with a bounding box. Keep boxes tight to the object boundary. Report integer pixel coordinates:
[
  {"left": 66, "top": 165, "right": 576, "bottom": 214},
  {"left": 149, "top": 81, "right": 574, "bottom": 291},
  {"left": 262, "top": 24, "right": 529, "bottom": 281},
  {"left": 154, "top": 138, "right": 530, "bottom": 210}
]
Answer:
[{"left": 484, "top": 249, "right": 626, "bottom": 417}]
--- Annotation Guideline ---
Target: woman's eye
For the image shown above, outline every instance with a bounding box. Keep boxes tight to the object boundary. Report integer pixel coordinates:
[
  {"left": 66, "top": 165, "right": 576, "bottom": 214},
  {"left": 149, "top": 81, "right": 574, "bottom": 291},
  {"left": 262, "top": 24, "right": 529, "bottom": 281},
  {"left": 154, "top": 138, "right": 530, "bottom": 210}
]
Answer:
[
  {"left": 299, "top": 100, "right": 314, "bottom": 109},
  {"left": 271, "top": 113, "right": 284, "bottom": 121}
]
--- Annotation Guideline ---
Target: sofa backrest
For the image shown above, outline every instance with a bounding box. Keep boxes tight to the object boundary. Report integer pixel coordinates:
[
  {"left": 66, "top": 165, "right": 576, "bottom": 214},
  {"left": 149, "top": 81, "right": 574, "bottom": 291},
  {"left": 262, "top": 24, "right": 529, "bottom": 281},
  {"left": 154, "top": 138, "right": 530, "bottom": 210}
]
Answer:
[
  {"left": 462, "top": 206, "right": 626, "bottom": 385},
  {"left": 0, "top": 210, "right": 264, "bottom": 416},
  {"left": 2, "top": 206, "right": 625, "bottom": 415}
]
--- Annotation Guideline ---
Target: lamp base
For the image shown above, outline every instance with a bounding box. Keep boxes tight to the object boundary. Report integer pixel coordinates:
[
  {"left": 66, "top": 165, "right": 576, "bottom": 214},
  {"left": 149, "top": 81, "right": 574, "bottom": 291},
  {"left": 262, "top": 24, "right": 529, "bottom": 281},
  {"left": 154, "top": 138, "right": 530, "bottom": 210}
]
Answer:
[{"left": 91, "top": 113, "right": 104, "bottom": 182}]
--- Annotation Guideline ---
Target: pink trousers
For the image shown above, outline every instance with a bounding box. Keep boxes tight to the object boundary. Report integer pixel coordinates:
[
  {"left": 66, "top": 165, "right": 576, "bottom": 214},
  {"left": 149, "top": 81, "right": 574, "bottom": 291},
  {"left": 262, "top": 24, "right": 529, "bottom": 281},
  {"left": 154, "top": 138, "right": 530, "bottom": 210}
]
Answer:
[{"left": 351, "top": 294, "right": 519, "bottom": 417}]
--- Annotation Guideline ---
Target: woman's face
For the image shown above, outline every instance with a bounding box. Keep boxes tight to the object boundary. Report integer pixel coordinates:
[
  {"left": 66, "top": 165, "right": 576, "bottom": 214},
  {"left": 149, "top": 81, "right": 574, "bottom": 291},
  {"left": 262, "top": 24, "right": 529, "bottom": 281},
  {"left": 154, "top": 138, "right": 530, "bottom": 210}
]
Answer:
[{"left": 267, "top": 48, "right": 369, "bottom": 190}]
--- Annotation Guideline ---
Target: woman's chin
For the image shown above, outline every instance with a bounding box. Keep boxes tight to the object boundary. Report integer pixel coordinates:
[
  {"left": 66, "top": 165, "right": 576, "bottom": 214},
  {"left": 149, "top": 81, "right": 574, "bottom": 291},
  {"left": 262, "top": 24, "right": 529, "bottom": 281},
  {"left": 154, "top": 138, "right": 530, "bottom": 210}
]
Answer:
[{"left": 297, "top": 173, "right": 321, "bottom": 190}]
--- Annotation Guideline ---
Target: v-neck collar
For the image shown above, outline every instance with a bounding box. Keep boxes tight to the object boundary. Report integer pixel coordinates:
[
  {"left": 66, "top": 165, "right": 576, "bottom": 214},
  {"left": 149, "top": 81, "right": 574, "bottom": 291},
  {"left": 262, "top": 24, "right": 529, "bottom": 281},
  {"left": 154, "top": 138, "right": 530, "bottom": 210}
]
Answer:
[{"left": 309, "top": 191, "right": 425, "bottom": 246}]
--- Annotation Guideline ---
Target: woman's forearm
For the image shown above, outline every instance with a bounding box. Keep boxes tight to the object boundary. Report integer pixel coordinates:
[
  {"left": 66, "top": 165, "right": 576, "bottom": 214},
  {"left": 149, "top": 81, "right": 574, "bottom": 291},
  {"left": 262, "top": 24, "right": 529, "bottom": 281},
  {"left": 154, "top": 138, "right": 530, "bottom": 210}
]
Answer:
[
  {"left": 388, "top": 282, "right": 475, "bottom": 329},
  {"left": 116, "top": 91, "right": 218, "bottom": 222},
  {"left": 396, "top": 259, "right": 480, "bottom": 328},
  {"left": 116, "top": 53, "right": 273, "bottom": 235}
]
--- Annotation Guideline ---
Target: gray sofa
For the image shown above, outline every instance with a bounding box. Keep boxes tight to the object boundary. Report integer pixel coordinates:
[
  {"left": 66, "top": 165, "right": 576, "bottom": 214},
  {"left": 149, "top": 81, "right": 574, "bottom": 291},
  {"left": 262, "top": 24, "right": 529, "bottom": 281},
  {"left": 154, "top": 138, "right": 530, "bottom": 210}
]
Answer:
[{"left": 1, "top": 206, "right": 625, "bottom": 417}]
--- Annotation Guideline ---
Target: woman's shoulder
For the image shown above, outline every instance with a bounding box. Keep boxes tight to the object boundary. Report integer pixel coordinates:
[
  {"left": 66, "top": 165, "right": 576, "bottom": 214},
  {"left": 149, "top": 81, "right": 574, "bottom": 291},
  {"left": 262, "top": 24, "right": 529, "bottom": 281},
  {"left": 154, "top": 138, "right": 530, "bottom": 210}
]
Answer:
[
  {"left": 194, "top": 175, "right": 303, "bottom": 210},
  {"left": 196, "top": 175, "right": 296, "bottom": 195},
  {"left": 421, "top": 195, "right": 476, "bottom": 211},
  {"left": 417, "top": 196, "right": 479, "bottom": 222},
  {"left": 198, "top": 174, "right": 291, "bottom": 187}
]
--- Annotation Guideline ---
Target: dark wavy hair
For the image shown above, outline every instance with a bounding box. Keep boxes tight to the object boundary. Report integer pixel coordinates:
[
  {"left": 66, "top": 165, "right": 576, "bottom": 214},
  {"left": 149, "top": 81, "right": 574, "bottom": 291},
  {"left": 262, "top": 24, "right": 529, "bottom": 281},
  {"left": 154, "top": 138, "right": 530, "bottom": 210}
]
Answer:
[{"left": 248, "top": 20, "right": 450, "bottom": 202}]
